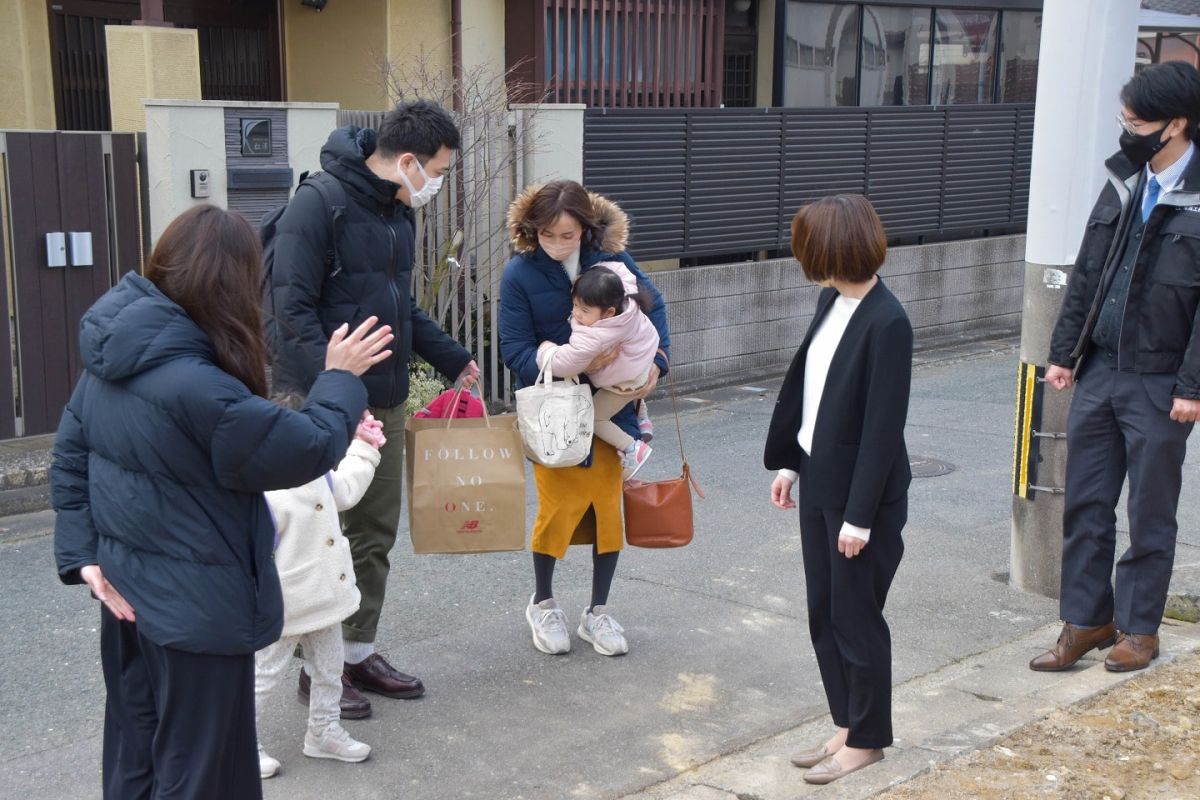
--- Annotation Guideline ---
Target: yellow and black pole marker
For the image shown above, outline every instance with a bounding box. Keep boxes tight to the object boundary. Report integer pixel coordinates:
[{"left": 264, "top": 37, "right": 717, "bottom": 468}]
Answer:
[{"left": 1012, "top": 362, "right": 1066, "bottom": 500}]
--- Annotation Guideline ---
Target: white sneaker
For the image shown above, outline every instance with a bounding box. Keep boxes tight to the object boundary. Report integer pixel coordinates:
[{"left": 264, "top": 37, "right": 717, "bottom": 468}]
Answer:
[
  {"left": 258, "top": 745, "right": 281, "bottom": 779},
  {"left": 302, "top": 723, "right": 371, "bottom": 763},
  {"left": 525, "top": 594, "right": 571, "bottom": 654},
  {"left": 578, "top": 605, "right": 629, "bottom": 656}
]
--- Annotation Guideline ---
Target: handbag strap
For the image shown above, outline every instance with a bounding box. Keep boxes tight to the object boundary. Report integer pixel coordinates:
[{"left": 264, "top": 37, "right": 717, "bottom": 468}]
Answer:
[{"left": 657, "top": 351, "right": 705, "bottom": 499}]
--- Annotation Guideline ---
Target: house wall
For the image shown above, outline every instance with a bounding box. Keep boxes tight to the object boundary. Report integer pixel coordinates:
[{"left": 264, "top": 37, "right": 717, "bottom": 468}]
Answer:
[
  {"left": 107, "top": 26, "right": 202, "bottom": 132},
  {"left": 284, "top": 0, "right": 389, "bottom": 109},
  {"left": 0, "top": 0, "right": 57, "bottom": 130}
]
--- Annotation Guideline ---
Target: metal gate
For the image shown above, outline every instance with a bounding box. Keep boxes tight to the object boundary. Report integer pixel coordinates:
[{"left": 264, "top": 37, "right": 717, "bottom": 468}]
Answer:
[{"left": 0, "top": 131, "right": 143, "bottom": 437}]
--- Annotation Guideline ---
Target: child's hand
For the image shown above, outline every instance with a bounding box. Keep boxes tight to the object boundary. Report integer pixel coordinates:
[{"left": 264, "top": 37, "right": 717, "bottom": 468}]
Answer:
[{"left": 355, "top": 412, "right": 387, "bottom": 449}]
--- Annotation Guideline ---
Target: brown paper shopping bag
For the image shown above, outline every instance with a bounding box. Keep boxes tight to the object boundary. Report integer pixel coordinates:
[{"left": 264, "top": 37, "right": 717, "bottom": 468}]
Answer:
[{"left": 404, "top": 396, "right": 526, "bottom": 554}]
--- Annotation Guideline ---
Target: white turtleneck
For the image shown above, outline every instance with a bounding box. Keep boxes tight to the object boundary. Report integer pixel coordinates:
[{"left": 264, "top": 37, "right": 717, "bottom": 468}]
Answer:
[{"left": 779, "top": 294, "right": 870, "bottom": 543}]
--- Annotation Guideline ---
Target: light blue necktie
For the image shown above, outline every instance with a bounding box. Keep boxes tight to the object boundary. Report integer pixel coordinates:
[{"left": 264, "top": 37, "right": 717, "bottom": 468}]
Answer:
[{"left": 1142, "top": 176, "right": 1161, "bottom": 222}]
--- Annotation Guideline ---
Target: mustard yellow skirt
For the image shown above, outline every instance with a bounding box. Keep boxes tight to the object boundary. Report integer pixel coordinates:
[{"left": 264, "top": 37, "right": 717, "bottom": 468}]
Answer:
[{"left": 530, "top": 444, "right": 624, "bottom": 559}]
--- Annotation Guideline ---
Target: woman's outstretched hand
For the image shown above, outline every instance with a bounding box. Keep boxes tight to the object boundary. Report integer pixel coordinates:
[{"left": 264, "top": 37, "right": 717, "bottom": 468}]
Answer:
[
  {"left": 325, "top": 317, "right": 394, "bottom": 376},
  {"left": 81, "top": 564, "right": 136, "bottom": 622},
  {"left": 771, "top": 474, "right": 796, "bottom": 510}
]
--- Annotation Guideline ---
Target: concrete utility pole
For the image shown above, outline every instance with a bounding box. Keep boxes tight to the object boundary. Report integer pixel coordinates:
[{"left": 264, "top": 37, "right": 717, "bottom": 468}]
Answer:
[{"left": 1011, "top": 0, "right": 1140, "bottom": 598}]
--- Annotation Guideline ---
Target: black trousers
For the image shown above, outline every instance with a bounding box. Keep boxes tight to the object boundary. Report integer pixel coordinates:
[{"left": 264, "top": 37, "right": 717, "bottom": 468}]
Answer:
[
  {"left": 1061, "top": 359, "right": 1192, "bottom": 634},
  {"left": 797, "top": 457, "right": 906, "bottom": 749},
  {"left": 100, "top": 608, "right": 260, "bottom": 800}
]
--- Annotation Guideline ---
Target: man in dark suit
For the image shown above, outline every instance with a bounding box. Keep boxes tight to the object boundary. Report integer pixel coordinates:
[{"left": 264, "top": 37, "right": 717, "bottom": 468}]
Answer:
[{"left": 1031, "top": 63, "right": 1200, "bottom": 674}]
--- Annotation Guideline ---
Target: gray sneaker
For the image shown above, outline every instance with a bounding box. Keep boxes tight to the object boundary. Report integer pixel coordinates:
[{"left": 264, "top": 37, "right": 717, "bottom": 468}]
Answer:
[
  {"left": 525, "top": 594, "right": 571, "bottom": 654},
  {"left": 578, "top": 605, "right": 629, "bottom": 656},
  {"left": 302, "top": 723, "right": 371, "bottom": 763}
]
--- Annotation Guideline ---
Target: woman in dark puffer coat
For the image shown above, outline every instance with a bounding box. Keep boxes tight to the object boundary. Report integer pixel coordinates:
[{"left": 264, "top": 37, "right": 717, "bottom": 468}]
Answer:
[{"left": 51, "top": 205, "right": 393, "bottom": 800}]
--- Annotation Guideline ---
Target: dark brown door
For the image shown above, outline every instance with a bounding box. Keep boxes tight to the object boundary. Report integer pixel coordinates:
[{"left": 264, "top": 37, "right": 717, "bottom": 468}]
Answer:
[
  {"left": 167, "top": 0, "right": 283, "bottom": 102},
  {"left": 47, "top": 1, "right": 139, "bottom": 131},
  {"left": 47, "top": 1, "right": 282, "bottom": 132},
  {"left": 1, "top": 131, "right": 142, "bottom": 437}
]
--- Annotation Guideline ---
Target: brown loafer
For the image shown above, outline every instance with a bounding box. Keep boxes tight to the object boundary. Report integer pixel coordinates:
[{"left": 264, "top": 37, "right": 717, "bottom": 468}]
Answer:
[
  {"left": 790, "top": 744, "right": 831, "bottom": 768},
  {"left": 803, "top": 750, "right": 885, "bottom": 785},
  {"left": 1104, "top": 632, "right": 1160, "bottom": 672},
  {"left": 297, "top": 670, "right": 372, "bottom": 719},
  {"left": 344, "top": 653, "right": 425, "bottom": 699},
  {"left": 1029, "top": 622, "right": 1117, "bottom": 672}
]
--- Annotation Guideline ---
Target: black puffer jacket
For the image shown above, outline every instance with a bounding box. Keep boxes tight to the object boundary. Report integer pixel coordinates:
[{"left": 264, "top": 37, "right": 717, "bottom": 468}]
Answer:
[
  {"left": 52, "top": 273, "right": 367, "bottom": 655},
  {"left": 268, "top": 126, "right": 472, "bottom": 408},
  {"left": 1049, "top": 149, "right": 1200, "bottom": 398}
]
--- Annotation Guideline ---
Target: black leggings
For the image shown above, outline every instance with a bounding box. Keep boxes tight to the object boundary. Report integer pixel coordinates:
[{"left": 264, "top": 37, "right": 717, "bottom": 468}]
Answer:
[{"left": 532, "top": 545, "right": 620, "bottom": 610}]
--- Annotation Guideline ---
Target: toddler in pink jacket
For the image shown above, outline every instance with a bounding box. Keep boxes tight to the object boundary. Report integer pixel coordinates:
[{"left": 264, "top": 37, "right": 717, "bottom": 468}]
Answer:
[{"left": 536, "top": 261, "right": 659, "bottom": 479}]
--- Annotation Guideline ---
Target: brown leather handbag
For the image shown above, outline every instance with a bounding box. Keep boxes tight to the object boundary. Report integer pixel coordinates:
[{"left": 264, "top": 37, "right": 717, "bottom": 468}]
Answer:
[{"left": 623, "top": 354, "right": 704, "bottom": 548}]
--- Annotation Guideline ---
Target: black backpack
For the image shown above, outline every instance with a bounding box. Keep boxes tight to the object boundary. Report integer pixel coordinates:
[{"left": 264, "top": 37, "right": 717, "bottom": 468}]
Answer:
[{"left": 260, "top": 170, "right": 347, "bottom": 348}]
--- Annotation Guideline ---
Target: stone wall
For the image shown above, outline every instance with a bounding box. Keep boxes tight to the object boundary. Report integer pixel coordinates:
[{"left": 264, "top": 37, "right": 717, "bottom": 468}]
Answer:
[{"left": 654, "top": 235, "right": 1025, "bottom": 386}]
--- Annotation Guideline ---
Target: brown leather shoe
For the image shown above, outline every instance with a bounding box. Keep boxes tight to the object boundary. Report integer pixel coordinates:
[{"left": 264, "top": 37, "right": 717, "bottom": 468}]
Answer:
[
  {"left": 1029, "top": 622, "right": 1117, "bottom": 671},
  {"left": 344, "top": 653, "right": 425, "bottom": 699},
  {"left": 297, "top": 670, "right": 372, "bottom": 719},
  {"left": 1104, "top": 633, "right": 1160, "bottom": 672}
]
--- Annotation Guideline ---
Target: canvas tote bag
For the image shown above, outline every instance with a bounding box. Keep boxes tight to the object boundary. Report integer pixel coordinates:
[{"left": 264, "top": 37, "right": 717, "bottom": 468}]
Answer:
[
  {"left": 405, "top": 385, "right": 526, "bottom": 554},
  {"left": 514, "top": 348, "right": 594, "bottom": 468}
]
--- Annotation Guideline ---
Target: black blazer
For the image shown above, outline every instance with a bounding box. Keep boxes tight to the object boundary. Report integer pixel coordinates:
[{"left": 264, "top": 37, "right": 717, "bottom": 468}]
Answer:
[{"left": 764, "top": 279, "right": 913, "bottom": 528}]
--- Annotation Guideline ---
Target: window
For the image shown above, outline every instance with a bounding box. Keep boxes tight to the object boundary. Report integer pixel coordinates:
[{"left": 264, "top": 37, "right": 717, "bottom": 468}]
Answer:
[
  {"left": 779, "top": 2, "right": 1035, "bottom": 108},
  {"left": 931, "top": 9, "right": 998, "bottom": 105},
  {"left": 782, "top": 1, "right": 860, "bottom": 107},
  {"left": 998, "top": 11, "right": 1040, "bottom": 103},
  {"left": 539, "top": 1, "right": 720, "bottom": 106},
  {"left": 860, "top": 6, "right": 931, "bottom": 106}
]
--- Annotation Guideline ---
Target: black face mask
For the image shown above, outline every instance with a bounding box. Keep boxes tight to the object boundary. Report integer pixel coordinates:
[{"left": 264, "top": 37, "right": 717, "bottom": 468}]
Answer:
[{"left": 1119, "top": 125, "right": 1170, "bottom": 166}]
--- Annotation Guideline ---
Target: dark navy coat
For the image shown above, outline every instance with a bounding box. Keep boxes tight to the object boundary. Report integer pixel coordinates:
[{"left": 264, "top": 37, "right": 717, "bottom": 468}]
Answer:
[
  {"left": 268, "top": 126, "right": 472, "bottom": 408},
  {"left": 52, "top": 273, "right": 367, "bottom": 655},
  {"left": 498, "top": 188, "right": 670, "bottom": 440}
]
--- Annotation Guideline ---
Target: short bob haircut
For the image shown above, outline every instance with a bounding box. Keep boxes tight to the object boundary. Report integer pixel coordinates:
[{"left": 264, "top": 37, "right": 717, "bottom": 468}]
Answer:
[{"left": 790, "top": 194, "right": 887, "bottom": 284}]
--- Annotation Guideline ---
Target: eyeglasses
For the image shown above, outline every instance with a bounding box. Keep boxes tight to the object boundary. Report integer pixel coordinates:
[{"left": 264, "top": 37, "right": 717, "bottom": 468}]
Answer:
[
  {"left": 1116, "top": 113, "right": 1140, "bottom": 135},
  {"left": 1117, "top": 113, "right": 1169, "bottom": 136}
]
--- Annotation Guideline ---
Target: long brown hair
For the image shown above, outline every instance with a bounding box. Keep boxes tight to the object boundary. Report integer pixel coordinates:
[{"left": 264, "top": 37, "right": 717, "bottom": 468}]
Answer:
[
  {"left": 144, "top": 205, "right": 269, "bottom": 397},
  {"left": 517, "top": 180, "right": 601, "bottom": 247}
]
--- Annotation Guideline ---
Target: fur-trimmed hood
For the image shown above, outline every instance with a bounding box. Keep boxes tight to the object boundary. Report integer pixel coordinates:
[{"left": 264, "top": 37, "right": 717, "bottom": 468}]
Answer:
[{"left": 506, "top": 184, "right": 630, "bottom": 254}]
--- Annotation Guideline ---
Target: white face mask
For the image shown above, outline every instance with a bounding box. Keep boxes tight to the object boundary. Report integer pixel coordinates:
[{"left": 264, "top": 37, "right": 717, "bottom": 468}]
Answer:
[
  {"left": 541, "top": 240, "right": 580, "bottom": 263},
  {"left": 396, "top": 156, "right": 444, "bottom": 208}
]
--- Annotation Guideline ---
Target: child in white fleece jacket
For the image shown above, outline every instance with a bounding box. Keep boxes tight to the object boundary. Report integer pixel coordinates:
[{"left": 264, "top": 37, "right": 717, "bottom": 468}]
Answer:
[
  {"left": 255, "top": 404, "right": 384, "bottom": 779},
  {"left": 536, "top": 261, "right": 660, "bottom": 480}
]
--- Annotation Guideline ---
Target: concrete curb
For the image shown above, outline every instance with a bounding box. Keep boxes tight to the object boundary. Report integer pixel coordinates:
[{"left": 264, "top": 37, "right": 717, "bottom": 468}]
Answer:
[
  {"left": 618, "top": 619, "right": 1200, "bottom": 800},
  {"left": 0, "top": 483, "right": 51, "bottom": 519}
]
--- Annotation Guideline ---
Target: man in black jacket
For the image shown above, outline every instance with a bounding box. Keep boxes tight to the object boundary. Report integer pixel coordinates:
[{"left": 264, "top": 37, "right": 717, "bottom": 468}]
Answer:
[
  {"left": 270, "top": 100, "right": 478, "bottom": 714},
  {"left": 1030, "top": 63, "right": 1200, "bottom": 674}
]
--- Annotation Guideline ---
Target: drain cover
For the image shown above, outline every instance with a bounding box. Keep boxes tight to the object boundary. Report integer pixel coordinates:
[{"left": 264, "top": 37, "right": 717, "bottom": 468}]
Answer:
[{"left": 909, "top": 456, "right": 955, "bottom": 478}]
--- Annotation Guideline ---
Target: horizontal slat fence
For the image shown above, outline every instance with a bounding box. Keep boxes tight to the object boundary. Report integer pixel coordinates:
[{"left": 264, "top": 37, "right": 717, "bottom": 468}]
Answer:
[{"left": 584, "top": 104, "right": 1035, "bottom": 260}]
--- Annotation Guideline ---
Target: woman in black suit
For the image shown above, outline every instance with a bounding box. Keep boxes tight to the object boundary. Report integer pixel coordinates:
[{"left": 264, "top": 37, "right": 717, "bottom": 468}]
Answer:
[{"left": 764, "top": 195, "right": 912, "bottom": 785}]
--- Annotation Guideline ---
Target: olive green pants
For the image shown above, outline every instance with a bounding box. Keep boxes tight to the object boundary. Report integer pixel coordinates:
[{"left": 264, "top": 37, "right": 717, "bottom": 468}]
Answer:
[{"left": 340, "top": 404, "right": 407, "bottom": 644}]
